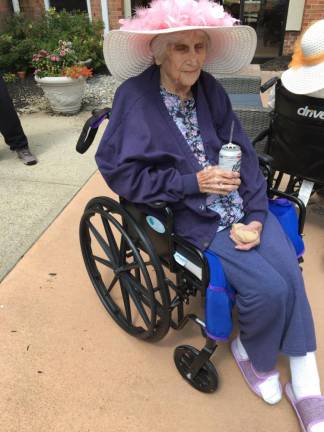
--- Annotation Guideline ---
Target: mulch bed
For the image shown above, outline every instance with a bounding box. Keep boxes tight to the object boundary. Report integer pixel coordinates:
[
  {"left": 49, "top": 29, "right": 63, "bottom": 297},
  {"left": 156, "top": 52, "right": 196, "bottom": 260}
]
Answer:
[{"left": 7, "top": 75, "right": 44, "bottom": 111}]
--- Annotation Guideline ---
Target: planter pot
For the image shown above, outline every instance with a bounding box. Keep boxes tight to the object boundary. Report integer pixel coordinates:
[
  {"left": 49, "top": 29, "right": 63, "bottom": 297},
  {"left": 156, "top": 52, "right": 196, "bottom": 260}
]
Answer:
[
  {"left": 35, "top": 76, "right": 86, "bottom": 114},
  {"left": 17, "top": 71, "right": 26, "bottom": 80}
]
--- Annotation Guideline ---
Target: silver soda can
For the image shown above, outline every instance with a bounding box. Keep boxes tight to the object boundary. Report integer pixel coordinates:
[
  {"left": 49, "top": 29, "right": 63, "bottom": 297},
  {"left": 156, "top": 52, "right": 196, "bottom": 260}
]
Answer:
[{"left": 218, "top": 143, "right": 241, "bottom": 172}]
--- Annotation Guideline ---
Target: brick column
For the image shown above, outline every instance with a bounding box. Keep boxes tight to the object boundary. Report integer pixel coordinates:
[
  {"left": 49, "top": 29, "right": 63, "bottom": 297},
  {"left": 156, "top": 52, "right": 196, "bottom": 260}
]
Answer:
[
  {"left": 91, "top": 0, "right": 102, "bottom": 19},
  {"left": 283, "top": 0, "right": 324, "bottom": 55},
  {"left": 0, "top": 0, "right": 13, "bottom": 29},
  {"left": 108, "top": 0, "right": 124, "bottom": 29},
  {"left": 90, "top": 0, "right": 123, "bottom": 29},
  {"left": 20, "top": 0, "right": 45, "bottom": 18}
]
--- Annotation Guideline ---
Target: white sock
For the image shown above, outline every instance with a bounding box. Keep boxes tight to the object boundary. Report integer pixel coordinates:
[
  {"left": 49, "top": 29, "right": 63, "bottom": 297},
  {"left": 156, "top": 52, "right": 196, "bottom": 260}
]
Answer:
[
  {"left": 289, "top": 352, "right": 324, "bottom": 432},
  {"left": 236, "top": 336, "right": 249, "bottom": 360},
  {"left": 289, "top": 352, "right": 321, "bottom": 399},
  {"left": 236, "top": 337, "right": 282, "bottom": 405}
]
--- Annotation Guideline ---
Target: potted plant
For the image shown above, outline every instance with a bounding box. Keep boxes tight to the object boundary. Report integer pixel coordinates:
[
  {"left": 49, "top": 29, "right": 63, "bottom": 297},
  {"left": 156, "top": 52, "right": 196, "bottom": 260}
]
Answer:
[{"left": 32, "top": 40, "right": 92, "bottom": 114}]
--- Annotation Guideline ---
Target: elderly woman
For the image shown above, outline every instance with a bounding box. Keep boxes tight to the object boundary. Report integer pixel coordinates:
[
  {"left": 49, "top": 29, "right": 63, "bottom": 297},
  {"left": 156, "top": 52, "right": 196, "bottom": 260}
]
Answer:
[{"left": 96, "top": 0, "right": 324, "bottom": 429}]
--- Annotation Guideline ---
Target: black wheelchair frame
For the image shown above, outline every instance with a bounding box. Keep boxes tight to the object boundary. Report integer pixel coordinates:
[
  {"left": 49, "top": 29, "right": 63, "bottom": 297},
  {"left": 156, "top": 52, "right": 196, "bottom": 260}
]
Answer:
[
  {"left": 77, "top": 107, "right": 306, "bottom": 393},
  {"left": 254, "top": 77, "right": 324, "bottom": 196}
]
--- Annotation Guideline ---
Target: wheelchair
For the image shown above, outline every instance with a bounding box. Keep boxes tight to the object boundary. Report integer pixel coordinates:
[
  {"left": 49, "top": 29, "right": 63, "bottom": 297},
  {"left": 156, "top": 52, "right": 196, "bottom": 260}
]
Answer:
[
  {"left": 76, "top": 106, "right": 306, "bottom": 394},
  {"left": 254, "top": 77, "right": 324, "bottom": 198}
]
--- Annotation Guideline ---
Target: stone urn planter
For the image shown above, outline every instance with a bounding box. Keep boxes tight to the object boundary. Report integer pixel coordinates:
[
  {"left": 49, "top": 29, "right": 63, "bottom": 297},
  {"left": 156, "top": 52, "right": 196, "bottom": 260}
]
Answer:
[{"left": 35, "top": 76, "right": 86, "bottom": 114}]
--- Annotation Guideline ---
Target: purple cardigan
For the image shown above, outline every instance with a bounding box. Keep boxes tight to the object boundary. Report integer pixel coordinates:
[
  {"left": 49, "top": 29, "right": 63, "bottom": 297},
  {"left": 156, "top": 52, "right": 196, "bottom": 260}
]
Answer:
[{"left": 95, "top": 65, "right": 268, "bottom": 250}]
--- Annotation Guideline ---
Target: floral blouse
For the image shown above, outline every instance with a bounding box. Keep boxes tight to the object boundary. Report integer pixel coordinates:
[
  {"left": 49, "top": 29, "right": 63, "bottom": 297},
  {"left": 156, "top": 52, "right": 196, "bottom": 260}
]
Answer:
[{"left": 160, "top": 87, "right": 244, "bottom": 231}]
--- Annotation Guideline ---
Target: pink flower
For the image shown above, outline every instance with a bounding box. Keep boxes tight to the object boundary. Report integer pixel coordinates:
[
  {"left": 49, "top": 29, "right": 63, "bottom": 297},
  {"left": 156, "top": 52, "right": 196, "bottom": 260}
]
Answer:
[
  {"left": 50, "top": 55, "right": 60, "bottom": 62},
  {"left": 60, "top": 50, "right": 66, "bottom": 56},
  {"left": 39, "top": 49, "right": 48, "bottom": 57}
]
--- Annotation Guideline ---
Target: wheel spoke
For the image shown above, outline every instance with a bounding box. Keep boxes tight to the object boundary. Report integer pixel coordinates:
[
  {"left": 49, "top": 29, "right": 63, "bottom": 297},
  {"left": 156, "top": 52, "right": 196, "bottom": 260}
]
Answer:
[
  {"left": 87, "top": 220, "right": 114, "bottom": 263},
  {"left": 123, "top": 273, "right": 166, "bottom": 318},
  {"left": 123, "top": 277, "right": 151, "bottom": 328},
  {"left": 93, "top": 255, "right": 114, "bottom": 269},
  {"left": 101, "top": 215, "right": 119, "bottom": 263},
  {"left": 105, "top": 275, "right": 118, "bottom": 294},
  {"left": 120, "top": 282, "right": 132, "bottom": 324},
  {"left": 115, "top": 262, "right": 140, "bottom": 275}
]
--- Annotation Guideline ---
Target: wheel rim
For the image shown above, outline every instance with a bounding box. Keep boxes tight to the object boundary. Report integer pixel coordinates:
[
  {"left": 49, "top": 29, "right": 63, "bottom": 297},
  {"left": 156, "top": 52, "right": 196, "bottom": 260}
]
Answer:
[{"left": 80, "top": 197, "right": 170, "bottom": 340}]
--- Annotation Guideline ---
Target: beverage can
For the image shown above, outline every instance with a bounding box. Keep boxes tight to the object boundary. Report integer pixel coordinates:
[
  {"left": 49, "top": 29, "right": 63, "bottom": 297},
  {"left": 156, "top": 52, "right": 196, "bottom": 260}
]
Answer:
[{"left": 218, "top": 143, "right": 241, "bottom": 172}]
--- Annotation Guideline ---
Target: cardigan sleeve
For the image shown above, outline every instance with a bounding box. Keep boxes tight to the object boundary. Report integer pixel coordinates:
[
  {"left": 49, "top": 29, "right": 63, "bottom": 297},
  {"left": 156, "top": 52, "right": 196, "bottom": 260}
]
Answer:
[
  {"left": 95, "top": 100, "right": 199, "bottom": 204},
  {"left": 204, "top": 75, "right": 268, "bottom": 225}
]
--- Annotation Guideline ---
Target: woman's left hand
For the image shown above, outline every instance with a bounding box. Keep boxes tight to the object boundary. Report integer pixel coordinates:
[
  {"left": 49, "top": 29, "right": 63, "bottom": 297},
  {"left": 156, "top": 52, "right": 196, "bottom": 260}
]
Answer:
[{"left": 229, "top": 221, "right": 263, "bottom": 251}]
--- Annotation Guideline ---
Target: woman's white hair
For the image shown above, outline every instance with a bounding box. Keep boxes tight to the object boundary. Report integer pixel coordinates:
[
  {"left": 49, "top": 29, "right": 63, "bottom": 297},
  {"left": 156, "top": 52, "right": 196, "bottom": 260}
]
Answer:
[{"left": 150, "top": 30, "right": 210, "bottom": 65}]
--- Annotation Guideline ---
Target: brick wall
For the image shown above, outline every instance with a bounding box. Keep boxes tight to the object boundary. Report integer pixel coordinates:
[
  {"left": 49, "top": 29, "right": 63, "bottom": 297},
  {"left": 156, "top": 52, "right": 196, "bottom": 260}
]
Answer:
[
  {"left": 283, "top": 0, "right": 324, "bottom": 55},
  {"left": 282, "top": 31, "right": 299, "bottom": 55},
  {"left": 0, "top": 0, "right": 13, "bottom": 29},
  {"left": 91, "top": 0, "right": 102, "bottom": 19},
  {"left": 108, "top": 0, "right": 124, "bottom": 29},
  {"left": 0, "top": 0, "right": 123, "bottom": 28},
  {"left": 90, "top": 0, "right": 123, "bottom": 29},
  {"left": 302, "top": 0, "right": 324, "bottom": 29},
  {"left": 20, "top": 0, "right": 45, "bottom": 17}
]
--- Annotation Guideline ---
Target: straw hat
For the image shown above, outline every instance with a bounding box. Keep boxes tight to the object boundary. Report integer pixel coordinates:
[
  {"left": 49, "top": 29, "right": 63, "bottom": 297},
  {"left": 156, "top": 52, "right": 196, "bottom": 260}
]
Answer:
[
  {"left": 281, "top": 20, "right": 324, "bottom": 95},
  {"left": 104, "top": 0, "right": 257, "bottom": 81}
]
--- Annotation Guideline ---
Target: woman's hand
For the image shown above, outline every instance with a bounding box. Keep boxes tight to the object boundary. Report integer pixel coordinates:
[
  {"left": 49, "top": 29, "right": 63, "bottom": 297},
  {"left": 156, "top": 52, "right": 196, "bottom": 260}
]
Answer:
[
  {"left": 230, "top": 221, "right": 263, "bottom": 251},
  {"left": 196, "top": 166, "right": 241, "bottom": 196}
]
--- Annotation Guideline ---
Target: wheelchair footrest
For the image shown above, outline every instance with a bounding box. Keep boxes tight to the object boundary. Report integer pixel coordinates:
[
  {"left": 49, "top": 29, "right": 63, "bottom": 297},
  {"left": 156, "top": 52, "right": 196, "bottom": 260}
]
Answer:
[{"left": 174, "top": 339, "right": 219, "bottom": 393}]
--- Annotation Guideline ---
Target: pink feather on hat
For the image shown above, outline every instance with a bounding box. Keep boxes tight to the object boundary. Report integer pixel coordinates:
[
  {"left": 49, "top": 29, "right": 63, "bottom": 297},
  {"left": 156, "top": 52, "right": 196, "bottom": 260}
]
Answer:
[{"left": 119, "top": 0, "right": 236, "bottom": 30}]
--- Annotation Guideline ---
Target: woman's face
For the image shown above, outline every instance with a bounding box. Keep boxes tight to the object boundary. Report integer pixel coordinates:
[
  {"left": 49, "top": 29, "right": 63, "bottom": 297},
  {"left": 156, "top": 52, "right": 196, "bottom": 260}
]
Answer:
[{"left": 160, "top": 30, "right": 208, "bottom": 90}]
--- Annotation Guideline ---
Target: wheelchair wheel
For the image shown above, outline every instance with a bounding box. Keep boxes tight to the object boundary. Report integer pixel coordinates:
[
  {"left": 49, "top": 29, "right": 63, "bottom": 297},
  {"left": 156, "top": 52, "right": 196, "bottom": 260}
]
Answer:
[
  {"left": 80, "top": 196, "right": 171, "bottom": 342},
  {"left": 174, "top": 345, "right": 218, "bottom": 393}
]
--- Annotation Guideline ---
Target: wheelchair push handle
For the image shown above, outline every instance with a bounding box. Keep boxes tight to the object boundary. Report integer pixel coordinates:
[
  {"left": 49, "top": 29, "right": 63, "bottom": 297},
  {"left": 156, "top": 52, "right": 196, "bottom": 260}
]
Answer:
[
  {"left": 260, "top": 76, "right": 279, "bottom": 93},
  {"left": 76, "top": 107, "right": 111, "bottom": 154}
]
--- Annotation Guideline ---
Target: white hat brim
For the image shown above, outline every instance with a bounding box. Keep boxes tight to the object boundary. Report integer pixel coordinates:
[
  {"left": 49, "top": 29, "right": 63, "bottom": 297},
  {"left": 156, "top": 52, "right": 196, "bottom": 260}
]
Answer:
[
  {"left": 104, "top": 26, "right": 257, "bottom": 81},
  {"left": 281, "top": 62, "right": 324, "bottom": 95}
]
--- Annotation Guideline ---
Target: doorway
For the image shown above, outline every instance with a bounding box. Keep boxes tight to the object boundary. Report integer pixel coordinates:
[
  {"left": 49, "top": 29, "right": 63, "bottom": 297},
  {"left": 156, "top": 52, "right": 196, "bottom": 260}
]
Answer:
[{"left": 223, "top": 0, "right": 289, "bottom": 60}]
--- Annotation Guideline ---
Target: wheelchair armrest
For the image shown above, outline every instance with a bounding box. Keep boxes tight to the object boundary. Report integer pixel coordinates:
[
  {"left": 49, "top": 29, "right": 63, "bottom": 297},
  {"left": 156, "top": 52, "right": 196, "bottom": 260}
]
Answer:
[
  {"left": 252, "top": 127, "right": 270, "bottom": 146},
  {"left": 257, "top": 151, "right": 273, "bottom": 182},
  {"left": 258, "top": 152, "right": 273, "bottom": 167},
  {"left": 76, "top": 107, "right": 111, "bottom": 154},
  {"left": 260, "top": 76, "right": 279, "bottom": 93}
]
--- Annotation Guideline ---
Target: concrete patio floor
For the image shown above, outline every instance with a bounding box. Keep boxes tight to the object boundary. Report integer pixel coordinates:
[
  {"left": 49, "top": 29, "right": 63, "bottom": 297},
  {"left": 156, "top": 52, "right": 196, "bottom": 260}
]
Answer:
[
  {"left": 1, "top": 69, "right": 323, "bottom": 431},
  {"left": 0, "top": 111, "right": 101, "bottom": 281},
  {"left": 0, "top": 171, "right": 323, "bottom": 432}
]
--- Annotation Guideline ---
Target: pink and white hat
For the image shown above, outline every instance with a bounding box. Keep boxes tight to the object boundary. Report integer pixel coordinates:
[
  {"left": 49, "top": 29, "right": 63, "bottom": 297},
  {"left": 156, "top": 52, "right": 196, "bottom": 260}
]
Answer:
[{"left": 104, "top": 0, "right": 257, "bottom": 81}]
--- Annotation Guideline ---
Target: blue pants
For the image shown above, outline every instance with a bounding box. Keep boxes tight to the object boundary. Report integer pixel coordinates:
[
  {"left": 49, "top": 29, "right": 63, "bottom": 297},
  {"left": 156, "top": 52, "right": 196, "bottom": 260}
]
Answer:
[{"left": 209, "top": 211, "right": 316, "bottom": 372}]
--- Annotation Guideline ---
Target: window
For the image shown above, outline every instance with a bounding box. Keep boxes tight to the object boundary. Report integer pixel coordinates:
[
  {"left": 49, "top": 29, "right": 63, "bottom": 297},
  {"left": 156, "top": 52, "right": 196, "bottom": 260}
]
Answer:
[{"left": 50, "top": 0, "right": 87, "bottom": 12}]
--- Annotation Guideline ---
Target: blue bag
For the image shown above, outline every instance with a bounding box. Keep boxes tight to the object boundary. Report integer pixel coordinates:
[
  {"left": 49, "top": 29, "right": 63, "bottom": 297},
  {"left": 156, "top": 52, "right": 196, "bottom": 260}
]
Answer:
[
  {"left": 204, "top": 250, "right": 235, "bottom": 341},
  {"left": 268, "top": 198, "right": 305, "bottom": 257}
]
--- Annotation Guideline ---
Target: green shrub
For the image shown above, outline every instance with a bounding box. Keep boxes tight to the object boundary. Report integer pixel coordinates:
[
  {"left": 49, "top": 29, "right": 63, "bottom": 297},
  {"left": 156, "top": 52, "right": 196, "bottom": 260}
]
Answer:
[
  {"left": 2, "top": 72, "right": 17, "bottom": 83},
  {"left": 0, "top": 9, "right": 104, "bottom": 74}
]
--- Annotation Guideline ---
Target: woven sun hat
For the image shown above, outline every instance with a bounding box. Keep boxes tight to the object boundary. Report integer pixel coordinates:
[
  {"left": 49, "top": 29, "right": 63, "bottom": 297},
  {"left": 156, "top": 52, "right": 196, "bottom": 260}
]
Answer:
[
  {"left": 281, "top": 20, "right": 324, "bottom": 95},
  {"left": 104, "top": 0, "right": 257, "bottom": 81}
]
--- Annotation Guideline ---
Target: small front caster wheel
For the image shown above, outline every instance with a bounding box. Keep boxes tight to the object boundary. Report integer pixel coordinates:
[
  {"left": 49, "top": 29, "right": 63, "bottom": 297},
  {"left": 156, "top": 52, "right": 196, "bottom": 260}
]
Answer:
[{"left": 174, "top": 345, "right": 218, "bottom": 393}]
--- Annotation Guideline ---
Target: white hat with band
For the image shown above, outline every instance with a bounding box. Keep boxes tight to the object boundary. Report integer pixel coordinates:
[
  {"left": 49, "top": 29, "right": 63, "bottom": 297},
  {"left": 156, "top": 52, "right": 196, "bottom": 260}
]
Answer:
[{"left": 281, "top": 20, "right": 324, "bottom": 95}]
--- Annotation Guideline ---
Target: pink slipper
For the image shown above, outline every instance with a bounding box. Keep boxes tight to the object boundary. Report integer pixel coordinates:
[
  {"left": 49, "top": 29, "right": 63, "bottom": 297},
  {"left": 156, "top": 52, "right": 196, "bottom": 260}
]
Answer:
[
  {"left": 285, "top": 383, "right": 324, "bottom": 432},
  {"left": 231, "top": 338, "right": 282, "bottom": 404}
]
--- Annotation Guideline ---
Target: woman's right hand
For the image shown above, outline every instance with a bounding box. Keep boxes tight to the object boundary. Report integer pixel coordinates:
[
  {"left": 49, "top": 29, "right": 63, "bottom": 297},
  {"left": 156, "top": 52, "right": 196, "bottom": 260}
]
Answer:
[{"left": 196, "top": 166, "right": 241, "bottom": 195}]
